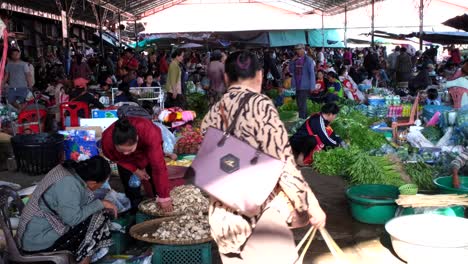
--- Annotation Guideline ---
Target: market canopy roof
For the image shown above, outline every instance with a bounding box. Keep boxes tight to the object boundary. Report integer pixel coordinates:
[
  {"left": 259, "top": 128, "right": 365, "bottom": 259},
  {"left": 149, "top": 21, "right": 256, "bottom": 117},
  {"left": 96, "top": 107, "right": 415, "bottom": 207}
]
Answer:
[
  {"left": 0, "top": 0, "right": 379, "bottom": 26},
  {"left": 409, "top": 31, "right": 468, "bottom": 45},
  {"left": 443, "top": 14, "right": 468, "bottom": 32}
]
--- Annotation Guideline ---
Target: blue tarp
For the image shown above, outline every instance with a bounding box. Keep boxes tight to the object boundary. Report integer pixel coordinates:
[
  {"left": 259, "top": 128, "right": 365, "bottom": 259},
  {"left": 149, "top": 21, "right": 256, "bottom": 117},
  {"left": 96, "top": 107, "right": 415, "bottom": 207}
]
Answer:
[
  {"left": 268, "top": 30, "right": 307, "bottom": 47},
  {"left": 308, "top": 29, "right": 345, "bottom": 48}
]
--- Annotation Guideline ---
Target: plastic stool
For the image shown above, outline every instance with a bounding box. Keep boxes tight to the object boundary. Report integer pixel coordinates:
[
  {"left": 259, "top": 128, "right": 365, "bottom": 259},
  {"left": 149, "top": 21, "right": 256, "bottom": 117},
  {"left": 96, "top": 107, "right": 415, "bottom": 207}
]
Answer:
[
  {"left": 448, "top": 87, "right": 468, "bottom": 109},
  {"left": 59, "top": 102, "right": 90, "bottom": 129},
  {"left": 16, "top": 109, "right": 47, "bottom": 134}
]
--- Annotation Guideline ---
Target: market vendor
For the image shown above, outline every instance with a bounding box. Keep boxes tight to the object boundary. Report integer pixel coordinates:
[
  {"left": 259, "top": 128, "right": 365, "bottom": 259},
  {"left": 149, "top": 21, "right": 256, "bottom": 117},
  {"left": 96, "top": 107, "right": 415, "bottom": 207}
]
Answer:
[
  {"left": 290, "top": 103, "right": 344, "bottom": 166},
  {"left": 327, "top": 72, "right": 344, "bottom": 99},
  {"left": 102, "top": 117, "right": 173, "bottom": 213},
  {"left": 310, "top": 70, "right": 328, "bottom": 103},
  {"left": 18, "top": 156, "right": 116, "bottom": 264},
  {"left": 69, "top": 77, "right": 105, "bottom": 109},
  {"left": 451, "top": 148, "right": 468, "bottom": 189}
]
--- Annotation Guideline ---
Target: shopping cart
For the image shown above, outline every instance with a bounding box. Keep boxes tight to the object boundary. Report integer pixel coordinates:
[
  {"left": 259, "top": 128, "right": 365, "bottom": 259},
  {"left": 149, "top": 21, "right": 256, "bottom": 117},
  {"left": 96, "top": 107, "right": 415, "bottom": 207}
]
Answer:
[{"left": 111, "top": 87, "right": 165, "bottom": 109}]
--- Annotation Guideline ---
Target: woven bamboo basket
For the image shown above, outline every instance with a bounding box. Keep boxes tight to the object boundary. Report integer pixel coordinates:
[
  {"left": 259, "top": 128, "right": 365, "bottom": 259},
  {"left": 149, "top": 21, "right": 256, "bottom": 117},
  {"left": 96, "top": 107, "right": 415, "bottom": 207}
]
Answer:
[{"left": 129, "top": 216, "right": 213, "bottom": 245}]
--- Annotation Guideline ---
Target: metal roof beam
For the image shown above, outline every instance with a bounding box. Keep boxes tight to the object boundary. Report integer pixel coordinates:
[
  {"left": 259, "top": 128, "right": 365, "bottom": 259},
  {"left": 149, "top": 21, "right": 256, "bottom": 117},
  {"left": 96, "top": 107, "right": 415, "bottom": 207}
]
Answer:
[
  {"left": 0, "top": 2, "right": 98, "bottom": 28},
  {"left": 68, "top": 0, "right": 80, "bottom": 19},
  {"left": 86, "top": 0, "right": 135, "bottom": 20},
  {"left": 138, "top": 0, "right": 186, "bottom": 19}
]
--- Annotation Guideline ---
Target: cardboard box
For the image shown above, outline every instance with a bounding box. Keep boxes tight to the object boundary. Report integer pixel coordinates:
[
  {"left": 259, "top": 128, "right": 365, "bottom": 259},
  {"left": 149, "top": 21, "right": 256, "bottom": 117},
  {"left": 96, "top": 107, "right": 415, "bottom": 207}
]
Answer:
[
  {"left": 66, "top": 126, "right": 103, "bottom": 138},
  {"left": 80, "top": 118, "right": 118, "bottom": 132},
  {"left": 92, "top": 109, "right": 118, "bottom": 119}
]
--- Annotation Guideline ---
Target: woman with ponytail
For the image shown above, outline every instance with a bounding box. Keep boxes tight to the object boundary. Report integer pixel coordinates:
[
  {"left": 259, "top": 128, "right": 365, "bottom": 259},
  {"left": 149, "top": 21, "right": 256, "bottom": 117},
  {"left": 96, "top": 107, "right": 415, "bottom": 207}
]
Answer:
[
  {"left": 101, "top": 117, "right": 173, "bottom": 213},
  {"left": 18, "top": 156, "right": 116, "bottom": 264}
]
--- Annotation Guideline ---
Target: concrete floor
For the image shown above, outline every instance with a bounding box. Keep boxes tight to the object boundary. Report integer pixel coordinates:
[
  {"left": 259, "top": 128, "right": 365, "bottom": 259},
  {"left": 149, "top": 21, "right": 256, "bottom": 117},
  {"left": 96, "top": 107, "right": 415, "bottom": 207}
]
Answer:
[{"left": 0, "top": 167, "right": 405, "bottom": 263}]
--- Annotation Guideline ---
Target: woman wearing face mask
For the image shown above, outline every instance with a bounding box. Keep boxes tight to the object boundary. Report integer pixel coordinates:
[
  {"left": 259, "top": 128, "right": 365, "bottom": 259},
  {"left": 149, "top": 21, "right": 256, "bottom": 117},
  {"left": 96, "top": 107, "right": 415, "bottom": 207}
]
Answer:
[
  {"left": 101, "top": 117, "right": 173, "bottom": 213},
  {"left": 18, "top": 156, "right": 116, "bottom": 264}
]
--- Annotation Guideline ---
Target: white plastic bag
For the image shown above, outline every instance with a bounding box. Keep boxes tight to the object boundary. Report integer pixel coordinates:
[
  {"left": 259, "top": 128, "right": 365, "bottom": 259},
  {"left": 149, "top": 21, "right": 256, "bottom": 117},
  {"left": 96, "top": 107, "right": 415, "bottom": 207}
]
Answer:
[
  {"left": 436, "top": 127, "right": 454, "bottom": 147},
  {"left": 154, "top": 122, "right": 176, "bottom": 154},
  {"left": 104, "top": 190, "right": 131, "bottom": 213},
  {"left": 406, "top": 130, "right": 435, "bottom": 148}
]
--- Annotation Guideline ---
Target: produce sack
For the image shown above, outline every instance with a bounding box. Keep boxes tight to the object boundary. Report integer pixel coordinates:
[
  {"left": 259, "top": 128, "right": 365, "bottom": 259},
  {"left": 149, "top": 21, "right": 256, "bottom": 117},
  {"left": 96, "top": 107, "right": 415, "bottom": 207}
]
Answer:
[
  {"left": 59, "top": 130, "right": 98, "bottom": 161},
  {"left": 154, "top": 122, "right": 176, "bottom": 154}
]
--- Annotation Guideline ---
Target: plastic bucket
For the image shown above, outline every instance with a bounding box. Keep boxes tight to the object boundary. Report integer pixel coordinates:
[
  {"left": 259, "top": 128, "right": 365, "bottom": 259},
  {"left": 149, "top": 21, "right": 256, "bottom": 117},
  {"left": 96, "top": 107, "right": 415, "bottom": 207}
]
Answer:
[
  {"left": 433, "top": 176, "right": 468, "bottom": 194},
  {"left": 401, "top": 205, "right": 465, "bottom": 218},
  {"left": 346, "top": 184, "right": 399, "bottom": 224}
]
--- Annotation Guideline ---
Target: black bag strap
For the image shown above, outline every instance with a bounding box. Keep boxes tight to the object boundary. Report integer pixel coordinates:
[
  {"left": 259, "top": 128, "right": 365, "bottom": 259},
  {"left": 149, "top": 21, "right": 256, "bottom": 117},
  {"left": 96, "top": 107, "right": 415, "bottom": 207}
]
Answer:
[
  {"left": 225, "top": 92, "right": 255, "bottom": 135},
  {"left": 216, "top": 91, "right": 255, "bottom": 148}
]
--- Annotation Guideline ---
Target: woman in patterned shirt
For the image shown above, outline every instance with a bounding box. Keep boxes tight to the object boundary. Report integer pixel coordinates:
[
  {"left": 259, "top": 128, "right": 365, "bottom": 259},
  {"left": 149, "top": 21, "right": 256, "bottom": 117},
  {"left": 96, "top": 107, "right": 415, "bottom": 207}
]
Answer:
[{"left": 201, "top": 51, "right": 326, "bottom": 263}]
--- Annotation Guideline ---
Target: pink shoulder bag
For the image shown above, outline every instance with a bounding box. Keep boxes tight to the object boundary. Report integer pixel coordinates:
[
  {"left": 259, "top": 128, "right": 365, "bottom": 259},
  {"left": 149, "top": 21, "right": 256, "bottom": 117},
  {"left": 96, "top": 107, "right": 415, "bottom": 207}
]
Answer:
[{"left": 190, "top": 92, "right": 285, "bottom": 217}]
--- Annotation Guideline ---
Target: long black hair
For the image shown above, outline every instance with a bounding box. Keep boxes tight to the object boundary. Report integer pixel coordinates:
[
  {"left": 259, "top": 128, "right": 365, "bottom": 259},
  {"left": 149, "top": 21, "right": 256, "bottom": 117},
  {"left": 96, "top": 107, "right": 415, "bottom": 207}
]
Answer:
[
  {"left": 225, "top": 51, "right": 263, "bottom": 83},
  {"left": 63, "top": 156, "right": 110, "bottom": 183},
  {"left": 112, "top": 118, "right": 138, "bottom": 146}
]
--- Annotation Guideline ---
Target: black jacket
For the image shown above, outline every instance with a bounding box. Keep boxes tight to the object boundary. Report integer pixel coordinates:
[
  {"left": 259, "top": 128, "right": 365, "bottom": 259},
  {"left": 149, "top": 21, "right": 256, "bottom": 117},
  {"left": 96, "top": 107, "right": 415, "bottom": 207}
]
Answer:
[{"left": 290, "top": 114, "right": 341, "bottom": 147}]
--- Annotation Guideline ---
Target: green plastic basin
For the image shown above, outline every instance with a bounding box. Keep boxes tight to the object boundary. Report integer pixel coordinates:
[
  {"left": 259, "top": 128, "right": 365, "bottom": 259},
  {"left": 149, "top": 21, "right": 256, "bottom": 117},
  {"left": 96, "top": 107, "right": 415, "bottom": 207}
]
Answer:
[
  {"left": 346, "top": 184, "right": 399, "bottom": 224},
  {"left": 433, "top": 176, "right": 468, "bottom": 194},
  {"left": 401, "top": 205, "right": 465, "bottom": 218}
]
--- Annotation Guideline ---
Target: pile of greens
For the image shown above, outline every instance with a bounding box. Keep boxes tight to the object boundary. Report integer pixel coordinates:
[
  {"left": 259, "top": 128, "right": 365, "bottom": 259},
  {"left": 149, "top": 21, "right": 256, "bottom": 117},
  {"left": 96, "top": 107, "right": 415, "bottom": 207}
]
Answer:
[
  {"left": 404, "top": 162, "right": 437, "bottom": 190},
  {"left": 313, "top": 147, "right": 360, "bottom": 177},
  {"left": 278, "top": 101, "right": 322, "bottom": 116},
  {"left": 331, "top": 109, "right": 386, "bottom": 151},
  {"left": 186, "top": 93, "right": 209, "bottom": 120},
  {"left": 347, "top": 152, "right": 406, "bottom": 186},
  {"left": 265, "top": 89, "right": 280, "bottom": 100}
]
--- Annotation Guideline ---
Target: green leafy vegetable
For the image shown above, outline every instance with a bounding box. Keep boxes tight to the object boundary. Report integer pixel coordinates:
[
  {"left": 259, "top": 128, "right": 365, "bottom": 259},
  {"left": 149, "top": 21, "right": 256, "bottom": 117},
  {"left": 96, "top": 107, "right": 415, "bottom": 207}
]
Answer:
[
  {"left": 265, "top": 89, "right": 280, "bottom": 100},
  {"left": 421, "top": 127, "right": 443, "bottom": 144},
  {"left": 278, "top": 101, "right": 322, "bottom": 115},
  {"left": 404, "top": 162, "right": 437, "bottom": 190},
  {"left": 313, "top": 147, "right": 360, "bottom": 177},
  {"left": 332, "top": 109, "right": 386, "bottom": 151},
  {"left": 186, "top": 93, "right": 209, "bottom": 120},
  {"left": 279, "top": 111, "right": 298, "bottom": 122},
  {"left": 347, "top": 152, "right": 405, "bottom": 186}
]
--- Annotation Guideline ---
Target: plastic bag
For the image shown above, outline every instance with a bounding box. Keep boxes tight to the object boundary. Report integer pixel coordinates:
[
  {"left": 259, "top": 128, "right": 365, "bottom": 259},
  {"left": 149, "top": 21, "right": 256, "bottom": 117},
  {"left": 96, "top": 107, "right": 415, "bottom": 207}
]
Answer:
[
  {"left": 406, "top": 130, "right": 435, "bottom": 148},
  {"left": 104, "top": 190, "right": 131, "bottom": 213},
  {"left": 436, "top": 127, "right": 454, "bottom": 147},
  {"left": 154, "top": 122, "right": 176, "bottom": 154}
]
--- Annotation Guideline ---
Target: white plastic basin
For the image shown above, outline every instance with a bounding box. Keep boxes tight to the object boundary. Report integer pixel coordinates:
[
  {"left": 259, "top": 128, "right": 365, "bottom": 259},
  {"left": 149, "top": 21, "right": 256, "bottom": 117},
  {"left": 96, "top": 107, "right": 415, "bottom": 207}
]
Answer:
[{"left": 385, "top": 214, "right": 468, "bottom": 263}]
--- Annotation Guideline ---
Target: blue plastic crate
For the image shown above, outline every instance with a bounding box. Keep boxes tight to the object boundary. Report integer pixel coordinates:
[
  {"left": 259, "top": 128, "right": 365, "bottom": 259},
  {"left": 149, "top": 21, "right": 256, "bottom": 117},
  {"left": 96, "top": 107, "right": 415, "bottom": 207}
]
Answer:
[
  {"left": 152, "top": 243, "right": 212, "bottom": 264},
  {"left": 136, "top": 212, "right": 155, "bottom": 224},
  {"left": 109, "top": 214, "right": 136, "bottom": 255}
]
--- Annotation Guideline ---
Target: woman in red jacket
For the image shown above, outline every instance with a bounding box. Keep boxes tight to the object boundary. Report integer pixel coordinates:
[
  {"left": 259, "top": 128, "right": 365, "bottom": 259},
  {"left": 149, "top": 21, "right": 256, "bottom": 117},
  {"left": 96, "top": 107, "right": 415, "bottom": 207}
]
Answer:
[{"left": 102, "top": 117, "right": 173, "bottom": 213}]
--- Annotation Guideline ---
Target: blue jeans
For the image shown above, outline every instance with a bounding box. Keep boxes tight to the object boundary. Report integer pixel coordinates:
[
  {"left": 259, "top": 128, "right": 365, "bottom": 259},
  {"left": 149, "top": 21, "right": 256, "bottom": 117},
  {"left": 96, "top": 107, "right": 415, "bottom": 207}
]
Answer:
[{"left": 7, "top": 87, "right": 29, "bottom": 104}]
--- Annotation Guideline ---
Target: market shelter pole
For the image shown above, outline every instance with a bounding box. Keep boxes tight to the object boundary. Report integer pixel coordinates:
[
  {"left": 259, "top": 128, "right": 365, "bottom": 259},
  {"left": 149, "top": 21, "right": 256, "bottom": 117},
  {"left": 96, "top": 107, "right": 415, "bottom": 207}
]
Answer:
[
  {"left": 322, "top": 12, "right": 325, "bottom": 48},
  {"left": 419, "top": 0, "right": 424, "bottom": 51},
  {"left": 371, "top": 0, "right": 375, "bottom": 48},
  {"left": 344, "top": 3, "right": 347, "bottom": 48}
]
